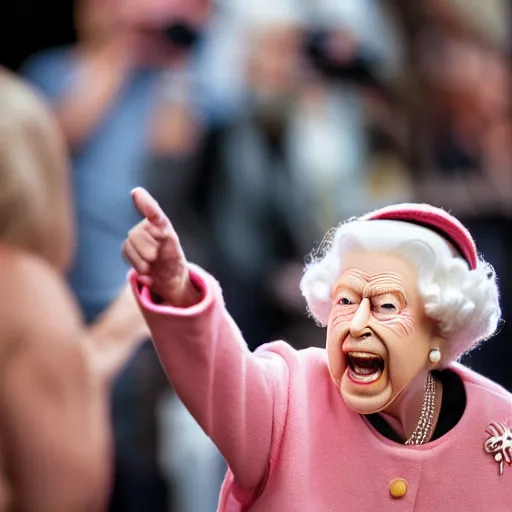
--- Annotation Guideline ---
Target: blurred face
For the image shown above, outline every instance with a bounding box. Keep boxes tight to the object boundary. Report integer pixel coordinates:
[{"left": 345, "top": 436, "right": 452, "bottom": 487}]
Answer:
[
  {"left": 122, "top": 0, "right": 211, "bottom": 29},
  {"left": 75, "top": 0, "right": 128, "bottom": 42},
  {"left": 424, "top": 36, "right": 509, "bottom": 120},
  {"left": 249, "top": 26, "right": 303, "bottom": 97},
  {"left": 326, "top": 251, "right": 440, "bottom": 415}
]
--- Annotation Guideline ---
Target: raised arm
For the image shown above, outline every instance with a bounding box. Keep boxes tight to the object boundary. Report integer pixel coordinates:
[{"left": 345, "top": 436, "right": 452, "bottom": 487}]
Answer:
[
  {"left": 123, "top": 188, "right": 290, "bottom": 495},
  {"left": 0, "top": 252, "right": 111, "bottom": 512}
]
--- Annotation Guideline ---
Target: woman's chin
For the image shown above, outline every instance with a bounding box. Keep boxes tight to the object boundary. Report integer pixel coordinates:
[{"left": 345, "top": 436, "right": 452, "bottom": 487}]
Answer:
[{"left": 340, "top": 369, "right": 393, "bottom": 415}]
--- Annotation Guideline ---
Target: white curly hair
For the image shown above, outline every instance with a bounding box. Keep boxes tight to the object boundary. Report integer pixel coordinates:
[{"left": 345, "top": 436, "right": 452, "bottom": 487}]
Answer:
[{"left": 300, "top": 218, "right": 501, "bottom": 365}]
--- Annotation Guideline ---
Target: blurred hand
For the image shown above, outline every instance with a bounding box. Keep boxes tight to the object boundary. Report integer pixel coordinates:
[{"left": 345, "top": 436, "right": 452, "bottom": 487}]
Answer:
[{"left": 122, "top": 187, "right": 200, "bottom": 306}]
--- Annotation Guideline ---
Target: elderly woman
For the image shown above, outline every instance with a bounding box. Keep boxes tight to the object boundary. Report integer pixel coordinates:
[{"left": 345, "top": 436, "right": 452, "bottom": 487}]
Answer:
[{"left": 124, "top": 187, "right": 511, "bottom": 511}]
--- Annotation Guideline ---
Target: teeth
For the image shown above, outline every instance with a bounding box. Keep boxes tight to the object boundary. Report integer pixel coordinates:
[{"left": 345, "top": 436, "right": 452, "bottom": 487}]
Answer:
[
  {"left": 348, "top": 352, "right": 381, "bottom": 360},
  {"left": 348, "top": 368, "right": 382, "bottom": 383},
  {"left": 345, "top": 351, "right": 384, "bottom": 384}
]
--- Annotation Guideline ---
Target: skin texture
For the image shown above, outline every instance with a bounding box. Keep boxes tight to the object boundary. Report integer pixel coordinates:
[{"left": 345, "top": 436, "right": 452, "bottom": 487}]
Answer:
[
  {"left": 0, "top": 247, "right": 112, "bottom": 512},
  {"left": 326, "top": 251, "right": 444, "bottom": 440}
]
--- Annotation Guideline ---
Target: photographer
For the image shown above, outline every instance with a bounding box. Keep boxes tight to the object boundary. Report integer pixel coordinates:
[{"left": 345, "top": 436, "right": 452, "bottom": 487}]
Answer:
[{"left": 191, "top": 1, "right": 407, "bottom": 353}]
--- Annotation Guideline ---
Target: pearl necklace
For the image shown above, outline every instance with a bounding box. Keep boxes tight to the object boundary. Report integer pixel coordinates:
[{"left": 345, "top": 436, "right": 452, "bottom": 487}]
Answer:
[{"left": 405, "top": 372, "right": 438, "bottom": 445}]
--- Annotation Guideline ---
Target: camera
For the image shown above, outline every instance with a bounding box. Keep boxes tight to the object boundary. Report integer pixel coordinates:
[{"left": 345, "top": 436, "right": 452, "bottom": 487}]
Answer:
[
  {"left": 160, "top": 20, "right": 203, "bottom": 50},
  {"left": 303, "top": 29, "right": 383, "bottom": 90}
]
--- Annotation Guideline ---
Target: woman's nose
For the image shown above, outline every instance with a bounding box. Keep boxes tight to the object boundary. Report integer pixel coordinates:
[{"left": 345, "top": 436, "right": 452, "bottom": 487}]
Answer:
[{"left": 349, "top": 298, "right": 371, "bottom": 338}]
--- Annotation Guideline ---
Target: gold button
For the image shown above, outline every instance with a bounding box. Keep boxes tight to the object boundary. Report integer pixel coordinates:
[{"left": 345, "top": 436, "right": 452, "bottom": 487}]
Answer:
[{"left": 389, "top": 478, "right": 407, "bottom": 499}]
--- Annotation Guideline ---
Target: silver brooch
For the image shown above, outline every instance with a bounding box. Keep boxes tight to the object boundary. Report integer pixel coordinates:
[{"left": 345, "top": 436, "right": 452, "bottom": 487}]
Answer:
[{"left": 484, "top": 422, "right": 512, "bottom": 475}]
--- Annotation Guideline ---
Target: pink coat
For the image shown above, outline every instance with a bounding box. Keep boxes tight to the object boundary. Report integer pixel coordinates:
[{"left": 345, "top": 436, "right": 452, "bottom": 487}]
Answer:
[{"left": 130, "top": 265, "right": 512, "bottom": 511}]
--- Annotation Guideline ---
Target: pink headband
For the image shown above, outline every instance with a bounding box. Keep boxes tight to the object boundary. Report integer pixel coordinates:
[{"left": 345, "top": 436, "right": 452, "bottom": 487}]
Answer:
[{"left": 362, "top": 203, "right": 478, "bottom": 270}]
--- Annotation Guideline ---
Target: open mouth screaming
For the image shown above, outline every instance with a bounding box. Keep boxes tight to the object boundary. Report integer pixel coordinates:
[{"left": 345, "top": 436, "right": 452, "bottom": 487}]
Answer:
[{"left": 346, "top": 352, "right": 385, "bottom": 384}]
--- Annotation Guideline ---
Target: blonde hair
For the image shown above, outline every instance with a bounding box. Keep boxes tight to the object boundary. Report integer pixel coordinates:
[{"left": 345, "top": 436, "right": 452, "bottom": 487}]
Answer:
[{"left": 0, "top": 68, "right": 73, "bottom": 268}]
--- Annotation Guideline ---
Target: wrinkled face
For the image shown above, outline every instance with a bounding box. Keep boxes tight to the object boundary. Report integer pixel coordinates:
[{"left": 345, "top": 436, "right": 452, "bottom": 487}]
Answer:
[{"left": 326, "top": 251, "right": 440, "bottom": 415}]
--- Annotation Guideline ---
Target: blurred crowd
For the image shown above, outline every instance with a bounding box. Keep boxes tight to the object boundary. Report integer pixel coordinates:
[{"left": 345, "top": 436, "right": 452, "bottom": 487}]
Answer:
[{"left": 4, "top": 0, "right": 511, "bottom": 510}]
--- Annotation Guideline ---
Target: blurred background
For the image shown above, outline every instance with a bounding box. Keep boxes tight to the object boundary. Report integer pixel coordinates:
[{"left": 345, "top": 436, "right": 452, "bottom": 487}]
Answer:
[{"left": 2, "top": 0, "right": 511, "bottom": 510}]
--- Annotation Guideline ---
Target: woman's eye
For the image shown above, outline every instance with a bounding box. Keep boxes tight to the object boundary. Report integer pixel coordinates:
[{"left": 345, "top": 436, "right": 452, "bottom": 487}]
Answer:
[{"left": 340, "top": 297, "right": 352, "bottom": 305}]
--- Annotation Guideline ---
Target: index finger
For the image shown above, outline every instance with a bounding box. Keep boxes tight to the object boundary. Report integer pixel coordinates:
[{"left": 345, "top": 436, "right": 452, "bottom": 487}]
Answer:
[{"left": 131, "top": 187, "right": 169, "bottom": 229}]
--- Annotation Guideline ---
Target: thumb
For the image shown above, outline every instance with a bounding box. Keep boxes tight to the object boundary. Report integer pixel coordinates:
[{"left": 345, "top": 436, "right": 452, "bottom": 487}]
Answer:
[{"left": 131, "top": 187, "right": 169, "bottom": 229}]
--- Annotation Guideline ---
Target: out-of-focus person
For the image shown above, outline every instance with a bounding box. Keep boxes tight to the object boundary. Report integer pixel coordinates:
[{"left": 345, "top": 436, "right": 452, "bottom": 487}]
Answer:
[
  {"left": 193, "top": 0, "right": 407, "bottom": 351},
  {"left": 0, "top": 69, "right": 147, "bottom": 512},
  {"left": 392, "top": 0, "right": 512, "bottom": 390},
  {"left": 20, "top": 0, "right": 215, "bottom": 509},
  {"left": 21, "top": 0, "right": 211, "bottom": 331}
]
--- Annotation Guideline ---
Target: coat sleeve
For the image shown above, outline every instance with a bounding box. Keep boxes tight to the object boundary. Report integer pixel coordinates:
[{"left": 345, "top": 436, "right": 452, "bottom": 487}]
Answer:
[{"left": 129, "top": 265, "right": 290, "bottom": 494}]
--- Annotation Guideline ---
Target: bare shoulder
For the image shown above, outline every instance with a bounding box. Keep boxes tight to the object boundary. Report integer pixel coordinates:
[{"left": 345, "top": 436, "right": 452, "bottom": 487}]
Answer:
[
  {"left": 0, "top": 246, "right": 85, "bottom": 375},
  {"left": 0, "top": 249, "right": 110, "bottom": 512}
]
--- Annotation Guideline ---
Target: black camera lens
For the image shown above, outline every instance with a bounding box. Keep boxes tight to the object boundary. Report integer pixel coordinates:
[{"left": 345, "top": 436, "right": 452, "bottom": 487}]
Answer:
[{"left": 162, "top": 21, "right": 201, "bottom": 49}]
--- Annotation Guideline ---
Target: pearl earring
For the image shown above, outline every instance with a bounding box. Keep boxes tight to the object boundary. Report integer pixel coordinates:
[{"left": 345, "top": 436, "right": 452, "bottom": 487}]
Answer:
[{"left": 429, "top": 349, "right": 441, "bottom": 364}]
